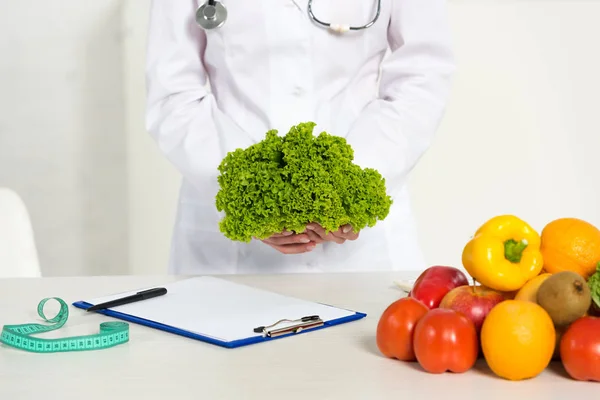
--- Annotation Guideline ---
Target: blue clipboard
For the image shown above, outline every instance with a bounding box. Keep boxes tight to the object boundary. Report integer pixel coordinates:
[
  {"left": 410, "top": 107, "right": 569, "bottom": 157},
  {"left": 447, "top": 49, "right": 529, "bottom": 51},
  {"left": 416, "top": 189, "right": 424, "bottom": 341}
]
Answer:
[{"left": 71, "top": 277, "right": 367, "bottom": 349}]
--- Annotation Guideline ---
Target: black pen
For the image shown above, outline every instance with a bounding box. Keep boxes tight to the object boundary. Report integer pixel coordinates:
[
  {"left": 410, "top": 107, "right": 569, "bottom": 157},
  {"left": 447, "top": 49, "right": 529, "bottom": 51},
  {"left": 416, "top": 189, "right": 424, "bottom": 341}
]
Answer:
[{"left": 86, "top": 287, "right": 167, "bottom": 312}]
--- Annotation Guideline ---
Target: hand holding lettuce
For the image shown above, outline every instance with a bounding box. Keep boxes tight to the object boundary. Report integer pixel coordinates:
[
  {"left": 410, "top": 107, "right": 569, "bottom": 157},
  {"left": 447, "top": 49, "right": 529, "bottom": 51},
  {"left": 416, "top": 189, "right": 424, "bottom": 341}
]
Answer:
[{"left": 215, "top": 122, "right": 392, "bottom": 246}]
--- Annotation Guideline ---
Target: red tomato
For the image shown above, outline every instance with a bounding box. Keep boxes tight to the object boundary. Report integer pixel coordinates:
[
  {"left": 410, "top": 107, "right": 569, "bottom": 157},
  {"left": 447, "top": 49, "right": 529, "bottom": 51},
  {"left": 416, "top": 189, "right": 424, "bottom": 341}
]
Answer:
[
  {"left": 413, "top": 308, "right": 479, "bottom": 374},
  {"left": 560, "top": 316, "right": 600, "bottom": 382},
  {"left": 376, "top": 297, "right": 429, "bottom": 361}
]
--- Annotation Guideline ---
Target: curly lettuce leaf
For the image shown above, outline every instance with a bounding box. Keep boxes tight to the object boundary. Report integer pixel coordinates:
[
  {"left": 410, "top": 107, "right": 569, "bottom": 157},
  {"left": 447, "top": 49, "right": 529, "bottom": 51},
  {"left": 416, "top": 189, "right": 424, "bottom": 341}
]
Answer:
[
  {"left": 215, "top": 122, "right": 393, "bottom": 242},
  {"left": 588, "top": 262, "right": 600, "bottom": 308}
]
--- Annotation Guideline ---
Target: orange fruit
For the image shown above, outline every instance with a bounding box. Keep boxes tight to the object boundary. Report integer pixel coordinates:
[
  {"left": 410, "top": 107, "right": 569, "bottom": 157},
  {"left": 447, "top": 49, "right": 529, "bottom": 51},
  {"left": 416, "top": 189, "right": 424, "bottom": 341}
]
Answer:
[
  {"left": 480, "top": 300, "right": 555, "bottom": 381},
  {"left": 540, "top": 217, "right": 600, "bottom": 279}
]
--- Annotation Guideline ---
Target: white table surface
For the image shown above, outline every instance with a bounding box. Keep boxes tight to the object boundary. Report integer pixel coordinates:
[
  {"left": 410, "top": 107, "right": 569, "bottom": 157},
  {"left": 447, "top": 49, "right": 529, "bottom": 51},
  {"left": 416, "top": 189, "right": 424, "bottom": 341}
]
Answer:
[{"left": 0, "top": 272, "right": 596, "bottom": 399}]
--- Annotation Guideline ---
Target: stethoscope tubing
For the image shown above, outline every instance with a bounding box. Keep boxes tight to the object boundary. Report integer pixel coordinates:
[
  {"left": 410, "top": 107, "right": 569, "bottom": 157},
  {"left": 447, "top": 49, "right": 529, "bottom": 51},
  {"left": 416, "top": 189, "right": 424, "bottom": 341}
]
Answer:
[
  {"left": 196, "top": 0, "right": 382, "bottom": 32},
  {"left": 307, "top": 0, "right": 381, "bottom": 31}
]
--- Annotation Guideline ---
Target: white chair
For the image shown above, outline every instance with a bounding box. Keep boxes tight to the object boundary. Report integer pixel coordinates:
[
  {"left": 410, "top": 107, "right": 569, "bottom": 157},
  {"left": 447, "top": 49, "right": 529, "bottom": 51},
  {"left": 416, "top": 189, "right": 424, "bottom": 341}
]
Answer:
[{"left": 0, "top": 188, "right": 41, "bottom": 278}]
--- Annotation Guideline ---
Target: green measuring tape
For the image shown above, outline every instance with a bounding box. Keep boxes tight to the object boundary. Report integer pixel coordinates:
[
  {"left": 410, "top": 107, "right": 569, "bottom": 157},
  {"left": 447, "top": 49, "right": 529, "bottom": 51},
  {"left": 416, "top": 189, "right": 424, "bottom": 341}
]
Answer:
[{"left": 0, "top": 297, "right": 129, "bottom": 353}]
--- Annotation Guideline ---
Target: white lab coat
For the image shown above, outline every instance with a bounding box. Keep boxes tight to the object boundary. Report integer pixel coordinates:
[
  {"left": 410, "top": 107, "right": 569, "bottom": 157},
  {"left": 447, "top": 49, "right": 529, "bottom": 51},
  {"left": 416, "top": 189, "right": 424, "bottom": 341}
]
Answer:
[{"left": 145, "top": 0, "right": 455, "bottom": 275}]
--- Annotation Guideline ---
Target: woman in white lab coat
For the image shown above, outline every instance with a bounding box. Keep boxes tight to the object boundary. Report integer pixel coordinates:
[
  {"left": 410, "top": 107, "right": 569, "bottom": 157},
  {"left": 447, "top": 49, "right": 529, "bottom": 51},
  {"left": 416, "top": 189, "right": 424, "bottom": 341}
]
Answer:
[{"left": 145, "top": 0, "right": 455, "bottom": 275}]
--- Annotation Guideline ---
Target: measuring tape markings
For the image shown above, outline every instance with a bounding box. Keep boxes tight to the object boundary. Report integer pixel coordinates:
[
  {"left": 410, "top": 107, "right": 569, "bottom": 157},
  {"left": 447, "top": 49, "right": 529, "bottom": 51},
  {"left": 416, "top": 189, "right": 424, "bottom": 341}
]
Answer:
[{"left": 0, "top": 297, "right": 129, "bottom": 353}]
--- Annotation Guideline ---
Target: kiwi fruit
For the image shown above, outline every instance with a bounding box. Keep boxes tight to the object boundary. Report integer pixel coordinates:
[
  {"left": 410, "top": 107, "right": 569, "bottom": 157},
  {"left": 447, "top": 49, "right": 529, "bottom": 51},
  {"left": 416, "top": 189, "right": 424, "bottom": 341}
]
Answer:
[{"left": 536, "top": 271, "right": 591, "bottom": 326}]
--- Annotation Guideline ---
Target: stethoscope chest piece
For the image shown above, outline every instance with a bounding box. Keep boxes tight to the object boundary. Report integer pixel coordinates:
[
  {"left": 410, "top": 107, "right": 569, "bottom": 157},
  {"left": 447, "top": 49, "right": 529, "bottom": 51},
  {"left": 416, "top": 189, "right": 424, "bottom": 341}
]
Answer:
[{"left": 196, "top": 0, "right": 228, "bottom": 30}]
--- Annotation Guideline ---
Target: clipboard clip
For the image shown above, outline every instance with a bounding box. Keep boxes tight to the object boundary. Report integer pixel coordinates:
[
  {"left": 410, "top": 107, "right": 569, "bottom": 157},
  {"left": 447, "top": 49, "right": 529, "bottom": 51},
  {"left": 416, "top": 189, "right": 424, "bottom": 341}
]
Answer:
[{"left": 253, "top": 315, "right": 324, "bottom": 338}]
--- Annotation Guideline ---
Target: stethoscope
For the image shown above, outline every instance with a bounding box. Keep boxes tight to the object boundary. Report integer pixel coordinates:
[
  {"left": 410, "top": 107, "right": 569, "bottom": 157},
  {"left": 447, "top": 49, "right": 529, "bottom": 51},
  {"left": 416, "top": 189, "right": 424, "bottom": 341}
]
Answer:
[{"left": 195, "top": 0, "right": 381, "bottom": 34}]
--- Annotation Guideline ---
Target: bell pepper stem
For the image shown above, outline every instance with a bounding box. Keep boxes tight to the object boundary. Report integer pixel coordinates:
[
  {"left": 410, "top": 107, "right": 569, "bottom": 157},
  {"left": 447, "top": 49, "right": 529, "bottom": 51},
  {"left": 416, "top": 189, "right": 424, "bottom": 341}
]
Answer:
[{"left": 504, "top": 239, "right": 528, "bottom": 263}]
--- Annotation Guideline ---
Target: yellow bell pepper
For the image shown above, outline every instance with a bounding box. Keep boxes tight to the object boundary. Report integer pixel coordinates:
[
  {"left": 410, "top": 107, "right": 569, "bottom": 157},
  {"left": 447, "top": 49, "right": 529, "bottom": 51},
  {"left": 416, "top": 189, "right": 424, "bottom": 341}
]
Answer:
[{"left": 462, "top": 215, "right": 544, "bottom": 292}]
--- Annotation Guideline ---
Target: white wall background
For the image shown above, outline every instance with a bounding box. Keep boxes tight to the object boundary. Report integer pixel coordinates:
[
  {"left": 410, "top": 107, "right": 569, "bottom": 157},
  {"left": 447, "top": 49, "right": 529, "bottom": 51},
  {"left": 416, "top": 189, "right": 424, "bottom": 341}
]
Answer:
[
  {"left": 0, "top": 1, "right": 129, "bottom": 276},
  {"left": 1, "top": 0, "right": 599, "bottom": 276},
  {"left": 122, "top": 1, "right": 180, "bottom": 276},
  {"left": 411, "top": 0, "right": 600, "bottom": 267}
]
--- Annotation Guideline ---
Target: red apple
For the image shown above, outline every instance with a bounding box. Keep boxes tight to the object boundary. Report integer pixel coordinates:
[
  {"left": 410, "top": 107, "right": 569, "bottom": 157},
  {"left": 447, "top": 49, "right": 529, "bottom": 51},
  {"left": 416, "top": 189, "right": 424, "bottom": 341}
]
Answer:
[
  {"left": 439, "top": 285, "right": 505, "bottom": 334},
  {"left": 409, "top": 266, "right": 469, "bottom": 309}
]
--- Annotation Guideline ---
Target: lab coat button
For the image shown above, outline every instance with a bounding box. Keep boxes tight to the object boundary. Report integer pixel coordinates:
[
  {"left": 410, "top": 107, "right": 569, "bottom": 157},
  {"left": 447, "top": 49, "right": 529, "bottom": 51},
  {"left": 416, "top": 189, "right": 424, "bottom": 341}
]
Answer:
[{"left": 293, "top": 86, "right": 304, "bottom": 96}]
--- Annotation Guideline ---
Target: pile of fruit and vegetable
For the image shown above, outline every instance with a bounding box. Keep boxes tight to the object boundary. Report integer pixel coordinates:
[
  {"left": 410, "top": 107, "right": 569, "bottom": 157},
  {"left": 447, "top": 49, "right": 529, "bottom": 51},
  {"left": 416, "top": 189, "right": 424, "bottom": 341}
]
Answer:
[
  {"left": 377, "top": 215, "right": 600, "bottom": 382},
  {"left": 216, "top": 123, "right": 599, "bottom": 383}
]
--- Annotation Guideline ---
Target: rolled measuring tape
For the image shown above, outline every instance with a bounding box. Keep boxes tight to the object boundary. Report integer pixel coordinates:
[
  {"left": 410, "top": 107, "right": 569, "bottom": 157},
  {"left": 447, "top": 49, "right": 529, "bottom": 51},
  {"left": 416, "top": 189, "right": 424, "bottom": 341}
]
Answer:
[{"left": 0, "top": 297, "right": 129, "bottom": 353}]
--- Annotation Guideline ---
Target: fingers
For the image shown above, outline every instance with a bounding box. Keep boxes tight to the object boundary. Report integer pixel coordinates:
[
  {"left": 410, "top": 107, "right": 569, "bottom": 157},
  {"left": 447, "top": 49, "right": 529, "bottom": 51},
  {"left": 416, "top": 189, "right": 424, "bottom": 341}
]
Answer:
[
  {"left": 258, "top": 231, "right": 317, "bottom": 254},
  {"left": 262, "top": 233, "right": 312, "bottom": 246},
  {"left": 306, "top": 223, "right": 360, "bottom": 243},
  {"left": 263, "top": 241, "right": 316, "bottom": 255},
  {"left": 304, "top": 229, "right": 325, "bottom": 244},
  {"left": 255, "top": 223, "right": 359, "bottom": 255},
  {"left": 268, "top": 230, "right": 294, "bottom": 238},
  {"left": 331, "top": 224, "right": 360, "bottom": 241},
  {"left": 306, "top": 224, "right": 346, "bottom": 244}
]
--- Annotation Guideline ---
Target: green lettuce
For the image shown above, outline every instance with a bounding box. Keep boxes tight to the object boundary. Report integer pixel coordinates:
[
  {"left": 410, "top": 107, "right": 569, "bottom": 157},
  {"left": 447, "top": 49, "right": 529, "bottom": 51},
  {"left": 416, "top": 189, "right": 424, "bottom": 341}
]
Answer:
[
  {"left": 588, "top": 262, "right": 600, "bottom": 308},
  {"left": 215, "top": 122, "right": 393, "bottom": 242}
]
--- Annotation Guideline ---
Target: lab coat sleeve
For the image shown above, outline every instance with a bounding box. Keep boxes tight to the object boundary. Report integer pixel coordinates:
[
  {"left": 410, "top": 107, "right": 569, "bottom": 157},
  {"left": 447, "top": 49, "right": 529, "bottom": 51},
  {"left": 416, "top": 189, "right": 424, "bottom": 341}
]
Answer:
[
  {"left": 145, "top": 0, "right": 250, "bottom": 193},
  {"left": 344, "top": 0, "right": 456, "bottom": 194}
]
